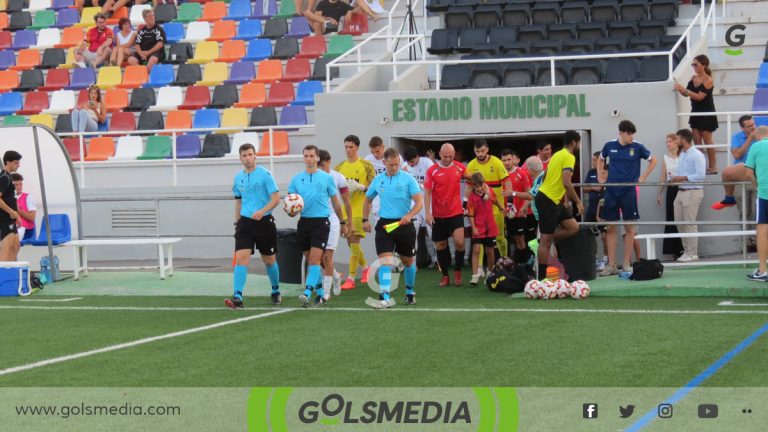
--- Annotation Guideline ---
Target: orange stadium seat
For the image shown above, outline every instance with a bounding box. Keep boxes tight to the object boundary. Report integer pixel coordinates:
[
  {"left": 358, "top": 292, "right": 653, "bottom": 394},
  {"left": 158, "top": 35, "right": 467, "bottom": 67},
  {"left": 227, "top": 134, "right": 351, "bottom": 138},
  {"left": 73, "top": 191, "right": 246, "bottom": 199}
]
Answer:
[
  {"left": 0, "top": 69, "right": 19, "bottom": 92},
  {"left": 104, "top": 88, "right": 129, "bottom": 112},
  {"left": 200, "top": 1, "right": 226, "bottom": 22},
  {"left": 84, "top": 137, "right": 115, "bottom": 161},
  {"left": 56, "top": 26, "right": 83, "bottom": 49},
  {"left": 233, "top": 82, "right": 265, "bottom": 108},
  {"left": 253, "top": 59, "right": 282, "bottom": 84},
  {"left": 117, "top": 65, "right": 148, "bottom": 89},
  {"left": 217, "top": 40, "right": 245, "bottom": 63},
  {"left": 10, "top": 48, "right": 40, "bottom": 71},
  {"left": 257, "top": 130, "right": 288, "bottom": 156},
  {"left": 163, "top": 109, "right": 192, "bottom": 135}
]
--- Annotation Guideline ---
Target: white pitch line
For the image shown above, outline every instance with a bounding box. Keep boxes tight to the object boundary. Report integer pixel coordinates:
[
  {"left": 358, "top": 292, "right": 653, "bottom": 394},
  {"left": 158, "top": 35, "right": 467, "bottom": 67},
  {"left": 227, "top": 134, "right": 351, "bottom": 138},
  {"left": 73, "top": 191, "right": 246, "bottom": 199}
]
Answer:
[
  {"left": 719, "top": 300, "right": 768, "bottom": 307},
  {"left": 18, "top": 297, "right": 82, "bottom": 303},
  {"left": 0, "top": 308, "right": 293, "bottom": 377},
  {"left": 3, "top": 304, "right": 768, "bottom": 315}
]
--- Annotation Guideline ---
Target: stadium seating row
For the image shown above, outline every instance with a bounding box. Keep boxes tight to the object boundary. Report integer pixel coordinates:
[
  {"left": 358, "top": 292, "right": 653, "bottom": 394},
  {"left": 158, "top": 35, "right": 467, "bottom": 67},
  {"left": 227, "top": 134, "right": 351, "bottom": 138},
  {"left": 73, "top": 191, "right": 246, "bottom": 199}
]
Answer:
[{"left": 61, "top": 130, "right": 291, "bottom": 161}]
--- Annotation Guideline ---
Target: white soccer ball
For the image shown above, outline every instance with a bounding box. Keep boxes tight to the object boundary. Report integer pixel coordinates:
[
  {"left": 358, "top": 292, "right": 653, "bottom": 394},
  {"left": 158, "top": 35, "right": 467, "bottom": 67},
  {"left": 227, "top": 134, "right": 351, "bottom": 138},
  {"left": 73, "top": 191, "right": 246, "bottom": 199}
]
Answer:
[
  {"left": 524, "top": 280, "right": 541, "bottom": 299},
  {"left": 553, "top": 279, "right": 571, "bottom": 299},
  {"left": 570, "top": 280, "right": 591, "bottom": 299},
  {"left": 283, "top": 194, "right": 304, "bottom": 217},
  {"left": 540, "top": 280, "right": 558, "bottom": 300}
]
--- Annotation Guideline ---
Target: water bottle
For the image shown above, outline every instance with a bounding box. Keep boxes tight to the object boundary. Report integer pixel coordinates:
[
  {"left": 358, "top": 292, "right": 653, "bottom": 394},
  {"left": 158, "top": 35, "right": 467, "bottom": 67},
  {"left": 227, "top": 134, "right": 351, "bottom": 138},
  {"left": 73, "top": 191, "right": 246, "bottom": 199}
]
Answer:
[{"left": 40, "top": 256, "right": 50, "bottom": 282}]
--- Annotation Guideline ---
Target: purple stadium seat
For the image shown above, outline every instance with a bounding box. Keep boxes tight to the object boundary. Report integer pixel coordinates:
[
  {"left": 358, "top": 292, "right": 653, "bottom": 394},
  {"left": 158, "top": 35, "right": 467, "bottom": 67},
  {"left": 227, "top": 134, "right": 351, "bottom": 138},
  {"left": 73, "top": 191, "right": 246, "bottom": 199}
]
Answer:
[
  {"left": 753, "top": 88, "right": 768, "bottom": 111},
  {"left": 56, "top": 8, "right": 80, "bottom": 28},
  {"left": 253, "top": 0, "right": 277, "bottom": 19},
  {"left": 287, "top": 16, "right": 310, "bottom": 38},
  {"left": 278, "top": 105, "right": 306, "bottom": 131},
  {"left": 0, "top": 50, "right": 16, "bottom": 70},
  {"left": 224, "top": 61, "right": 255, "bottom": 85},
  {"left": 67, "top": 67, "right": 96, "bottom": 90},
  {"left": 51, "top": 0, "right": 74, "bottom": 10},
  {"left": 12, "top": 30, "right": 36, "bottom": 50},
  {"left": 175, "top": 134, "right": 201, "bottom": 158}
]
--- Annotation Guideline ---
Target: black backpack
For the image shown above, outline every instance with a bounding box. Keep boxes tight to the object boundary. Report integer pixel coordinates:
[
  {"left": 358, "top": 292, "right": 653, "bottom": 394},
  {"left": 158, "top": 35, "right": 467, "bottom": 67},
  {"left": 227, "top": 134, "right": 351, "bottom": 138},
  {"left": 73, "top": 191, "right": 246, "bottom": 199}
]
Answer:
[
  {"left": 486, "top": 263, "right": 533, "bottom": 293},
  {"left": 630, "top": 258, "right": 664, "bottom": 281}
]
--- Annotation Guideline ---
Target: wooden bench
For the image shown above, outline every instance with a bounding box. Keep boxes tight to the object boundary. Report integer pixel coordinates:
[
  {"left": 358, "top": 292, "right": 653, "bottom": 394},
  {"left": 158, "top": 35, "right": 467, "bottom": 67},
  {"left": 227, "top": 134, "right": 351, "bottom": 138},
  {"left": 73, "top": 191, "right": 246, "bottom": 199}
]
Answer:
[
  {"left": 635, "top": 230, "right": 756, "bottom": 265},
  {"left": 65, "top": 238, "right": 182, "bottom": 280}
]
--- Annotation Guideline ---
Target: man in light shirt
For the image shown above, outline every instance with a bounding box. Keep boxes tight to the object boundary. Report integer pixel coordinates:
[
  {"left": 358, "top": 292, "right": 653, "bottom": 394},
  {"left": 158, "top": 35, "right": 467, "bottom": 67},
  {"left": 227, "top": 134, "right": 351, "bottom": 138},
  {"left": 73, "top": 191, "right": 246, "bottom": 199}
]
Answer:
[{"left": 669, "top": 129, "right": 706, "bottom": 262}]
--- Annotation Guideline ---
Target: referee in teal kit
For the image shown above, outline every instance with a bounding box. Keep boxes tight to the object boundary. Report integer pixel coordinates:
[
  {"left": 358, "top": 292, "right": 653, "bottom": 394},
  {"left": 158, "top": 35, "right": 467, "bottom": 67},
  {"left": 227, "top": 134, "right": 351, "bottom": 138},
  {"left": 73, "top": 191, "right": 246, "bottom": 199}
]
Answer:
[{"left": 362, "top": 148, "right": 423, "bottom": 308}]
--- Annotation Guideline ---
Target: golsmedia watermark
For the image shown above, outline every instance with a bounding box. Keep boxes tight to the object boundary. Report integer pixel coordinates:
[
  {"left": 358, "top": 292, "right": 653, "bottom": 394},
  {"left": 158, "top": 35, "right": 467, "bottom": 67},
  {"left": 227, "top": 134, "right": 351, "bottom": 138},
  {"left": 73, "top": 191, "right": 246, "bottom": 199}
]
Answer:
[
  {"left": 363, "top": 256, "right": 403, "bottom": 309},
  {"left": 724, "top": 24, "right": 746, "bottom": 56}
]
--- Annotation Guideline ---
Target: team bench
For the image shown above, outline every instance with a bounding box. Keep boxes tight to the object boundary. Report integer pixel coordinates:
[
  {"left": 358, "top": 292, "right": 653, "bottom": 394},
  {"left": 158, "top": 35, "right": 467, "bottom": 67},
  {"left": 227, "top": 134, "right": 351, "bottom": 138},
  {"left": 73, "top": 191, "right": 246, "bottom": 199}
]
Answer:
[
  {"left": 635, "top": 230, "right": 756, "bottom": 266},
  {"left": 65, "top": 238, "right": 183, "bottom": 280}
]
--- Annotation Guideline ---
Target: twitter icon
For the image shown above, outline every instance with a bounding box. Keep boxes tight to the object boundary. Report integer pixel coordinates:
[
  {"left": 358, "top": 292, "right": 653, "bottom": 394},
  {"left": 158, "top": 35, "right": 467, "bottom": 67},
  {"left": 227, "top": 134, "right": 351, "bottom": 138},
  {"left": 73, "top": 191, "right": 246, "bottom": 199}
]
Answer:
[{"left": 619, "top": 405, "right": 635, "bottom": 418}]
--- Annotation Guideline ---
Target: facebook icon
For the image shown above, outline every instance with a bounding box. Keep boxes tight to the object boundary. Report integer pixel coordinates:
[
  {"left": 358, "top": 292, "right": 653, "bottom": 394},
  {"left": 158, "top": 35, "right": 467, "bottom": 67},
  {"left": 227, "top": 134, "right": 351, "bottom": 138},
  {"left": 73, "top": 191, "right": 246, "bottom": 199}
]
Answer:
[{"left": 583, "top": 403, "right": 598, "bottom": 419}]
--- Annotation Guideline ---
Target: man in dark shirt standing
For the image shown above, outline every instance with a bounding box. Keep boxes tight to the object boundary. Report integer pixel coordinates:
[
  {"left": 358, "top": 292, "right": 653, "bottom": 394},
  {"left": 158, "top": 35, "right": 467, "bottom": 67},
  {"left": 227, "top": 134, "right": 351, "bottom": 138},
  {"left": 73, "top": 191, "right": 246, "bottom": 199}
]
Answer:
[
  {"left": 127, "top": 9, "right": 165, "bottom": 72},
  {"left": 0, "top": 151, "right": 21, "bottom": 261}
]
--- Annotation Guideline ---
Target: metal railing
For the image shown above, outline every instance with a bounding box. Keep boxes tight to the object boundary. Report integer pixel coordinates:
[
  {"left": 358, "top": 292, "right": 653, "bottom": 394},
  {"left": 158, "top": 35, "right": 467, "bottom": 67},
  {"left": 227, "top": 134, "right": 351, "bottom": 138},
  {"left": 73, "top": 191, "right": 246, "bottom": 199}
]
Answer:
[
  {"left": 59, "top": 124, "right": 314, "bottom": 188},
  {"left": 678, "top": 110, "right": 768, "bottom": 165}
]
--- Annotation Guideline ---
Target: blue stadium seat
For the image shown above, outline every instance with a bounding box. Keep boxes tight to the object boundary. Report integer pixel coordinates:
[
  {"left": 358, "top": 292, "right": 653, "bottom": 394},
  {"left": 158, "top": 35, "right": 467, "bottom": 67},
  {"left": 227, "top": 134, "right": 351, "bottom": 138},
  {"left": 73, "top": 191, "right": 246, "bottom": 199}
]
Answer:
[
  {"left": 193, "top": 108, "right": 220, "bottom": 134},
  {"left": 162, "top": 22, "right": 185, "bottom": 44},
  {"left": 145, "top": 63, "right": 174, "bottom": 88},
  {"left": 28, "top": 214, "right": 72, "bottom": 246},
  {"left": 19, "top": 226, "right": 35, "bottom": 245},
  {"left": 754, "top": 88, "right": 768, "bottom": 111},
  {"left": 0, "top": 91, "right": 23, "bottom": 115},
  {"left": 0, "top": 50, "right": 16, "bottom": 70},
  {"left": 235, "top": 19, "right": 263, "bottom": 40},
  {"left": 287, "top": 16, "right": 310, "bottom": 38},
  {"left": 51, "top": 0, "right": 74, "bottom": 10},
  {"left": 244, "top": 38, "right": 272, "bottom": 61},
  {"left": 176, "top": 134, "right": 202, "bottom": 158},
  {"left": 67, "top": 67, "right": 96, "bottom": 90},
  {"left": 757, "top": 63, "right": 768, "bottom": 89},
  {"left": 55, "top": 8, "right": 79, "bottom": 28},
  {"left": 227, "top": 0, "right": 253, "bottom": 20},
  {"left": 293, "top": 80, "right": 322, "bottom": 106},
  {"left": 279, "top": 105, "right": 307, "bottom": 129},
  {"left": 225, "top": 61, "right": 255, "bottom": 84}
]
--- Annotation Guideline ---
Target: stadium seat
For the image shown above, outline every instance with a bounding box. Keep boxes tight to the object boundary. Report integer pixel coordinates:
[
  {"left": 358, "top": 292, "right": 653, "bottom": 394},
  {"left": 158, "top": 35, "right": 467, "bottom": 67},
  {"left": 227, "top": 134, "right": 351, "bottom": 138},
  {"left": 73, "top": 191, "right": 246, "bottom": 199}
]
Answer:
[
  {"left": 536, "top": 64, "right": 568, "bottom": 86},
  {"left": 253, "top": 0, "right": 277, "bottom": 20},
  {"left": 117, "top": 65, "right": 148, "bottom": 89},
  {"left": 0, "top": 13, "right": 6, "bottom": 31},
  {"left": 219, "top": 107, "right": 247, "bottom": 133},
  {"left": 35, "top": 28, "right": 60, "bottom": 49},
  {"left": 0, "top": 49, "right": 13, "bottom": 69},
  {"left": 75, "top": 87, "right": 89, "bottom": 107},
  {"left": 144, "top": 63, "right": 174, "bottom": 88},
  {"left": 2, "top": 114, "right": 25, "bottom": 125},
  {"left": 175, "top": 134, "right": 201, "bottom": 158},
  {"left": 17, "top": 68, "right": 43, "bottom": 91},
  {"left": 469, "top": 63, "right": 501, "bottom": 89},
  {"left": 532, "top": 40, "right": 563, "bottom": 55},
  {"left": 155, "top": 3, "right": 178, "bottom": 23},
  {"left": 29, "top": 9, "right": 54, "bottom": 30},
  {"left": 40, "top": 47, "right": 65, "bottom": 69},
  {"left": 621, "top": 0, "right": 648, "bottom": 21},
  {"left": 501, "top": 4, "right": 529, "bottom": 27},
  {"left": 197, "top": 62, "right": 227, "bottom": 86},
  {"left": 276, "top": 0, "right": 296, "bottom": 18},
  {"left": 272, "top": 37, "right": 298, "bottom": 60},
  {"left": 43, "top": 89, "right": 75, "bottom": 114},
  {"left": 590, "top": 0, "right": 618, "bottom": 23},
  {"left": 54, "top": 113, "right": 74, "bottom": 134},
  {"left": 288, "top": 16, "right": 311, "bottom": 38},
  {"left": 235, "top": 19, "right": 263, "bottom": 40},
  {"left": 629, "top": 36, "right": 659, "bottom": 51},
  {"left": 758, "top": 63, "right": 768, "bottom": 89},
  {"left": 517, "top": 24, "right": 546, "bottom": 42},
  {"left": 168, "top": 42, "right": 194, "bottom": 64},
  {"left": 531, "top": 2, "right": 559, "bottom": 25},
  {"left": 27, "top": 213, "right": 71, "bottom": 245},
  {"left": 457, "top": 28, "right": 487, "bottom": 53},
  {"left": 608, "top": 22, "right": 637, "bottom": 39},
  {"left": 752, "top": 88, "right": 768, "bottom": 111},
  {"left": 138, "top": 135, "right": 172, "bottom": 160},
  {"left": 164, "top": 109, "right": 192, "bottom": 134},
  {"left": 29, "top": 113, "right": 53, "bottom": 129},
  {"left": 5, "top": 0, "right": 24, "bottom": 10},
  {"left": 232, "top": 131, "right": 259, "bottom": 155},
  {"left": 263, "top": 81, "right": 294, "bottom": 107},
  {"left": 472, "top": 6, "right": 500, "bottom": 29},
  {"left": 225, "top": 61, "right": 255, "bottom": 84},
  {"left": 148, "top": 85, "right": 182, "bottom": 111},
  {"left": 560, "top": 1, "right": 588, "bottom": 24},
  {"left": 638, "top": 20, "right": 667, "bottom": 38},
  {"left": 16, "top": 89, "right": 47, "bottom": 114},
  {"left": 257, "top": 130, "right": 288, "bottom": 156},
  {"left": 10, "top": 48, "right": 39, "bottom": 70},
  {"left": 84, "top": 137, "right": 116, "bottom": 161},
  {"left": 502, "top": 63, "right": 534, "bottom": 88},
  {"left": 0, "top": 69, "right": 18, "bottom": 92},
  {"left": 310, "top": 55, "right": 338, "bottom": 81},
  {"left": 200, "top": 133, "right": 230, "bottom": 157},
  {"left": 56, "top": 26, "right": 82, "bottom": 48},
  {"left": 210, "top": 84, "right": 238, "bottom": 109},
  {"left": 175, "top": 2, "right": 202, "bottom": 23},
  {"left": 127, "top": 87, "right": 156, "bottom": 112},
  {"left": 217, "top": 39, "right": 246, "bottom": 63},
  {"left": 12, "top": 29, "right": 36, "bottom": 50},
  {"left": 55, "top": 8, "right": 79, "bottom": 29},
  {"left": 63, "top": 136, "right": 85, "bottom": 160},
  {"left": 185, "top": 21, "right": 211, "bottom": 42},
  {"left": 254, "top": 59, "right": 282, "bottom": 83},
  {"left": 112, "top": 136, "right": 143, "bottom": 160},
  {"left": 426, "top": 0, "right": 452, "bottom": 13},
  {"left": 226, "top": 0, "right": 253, "bottom": 21},
  {"left": 428, "top": 29, "right": 458, "bottom": 55},
  {"left": 282, "top": 58, "right": 310, "bottom": 82},
  {"left": 200, "top": 1, "right": 226, "bottom": 22},
  {"left": 188, "top": 40, "right": 218, "bottom": 64},
  {"left": 173, "top": 63, "right": 202, "bottom": 86},
  {"left": 563, "top": 39, "right": 594, "bottom": 54},
  {"left": 297, "top": 35, "right": 326, "bottom": 59},
  {"left": 293, "top": 80, "right": 321, "bottom": 106},
  {"left": 596, "top": 37, "right": 627, "bottom": 52},
  {"left": 104, "top": 88, "right": 128, "bottom": 112},
  {"left": 278, "top": 104, "right": 306, "bottom": 127},
  {"left": 137, "top": 110, "right": 164, "bottom": 133},
  {"left": 192, "top": 108, "right": 220, "bottom": 133},
  {"left": 325, "top": 35, "right": 353, "bottom": 57},
  {"left": 604, "top": 58, "right": 637, "bottom": 83},
  {"left": 95, "top": 66, "right": 121, "bottom": 90},
  {"left": 637, "top": 56, "right": 669, "bottom": 82},
  {"left": 51, "top": 0, "right": 73, "bottom": 10},
  {"left": 209, "top": 19, "right": 236, "bottom": 42},
  {"left": 649, "top": 0, "right": 678, "bottom": 23},
  {"left": 234, "top": 82, "right": 266, "bottom": 108},
  {"left": 570, "top": 59, "right": 603, "bottom": 85},
  {"left": 178, "top": 85, "right": 210, "bottom": 110},
  {"left": 109, "top": 111, "right": 137, "bottom": 134},
  {"left": 129, "top": 4, "right": 152, "bottom": 26},
  {"left": 249, "top": 106, "right": 276, "bottom": 126},
  {"left": 0, "top": 31, "right": 10, "bottom": 50},
  {"left": 261, "top": 17, "right": 287, "bottom": 39},
  {"left": 163, "top": 22, "right": 185, "bottom": 44},
  {"left": 0, "top": 90, "right": 21, "bottom": 114},
  {"left": 244, "top": 38, "right": 272, "bottom": 60},
  {"left": 445, "top": 6, "right": 472, "bottom": 29},
  {"left": 8, "top": 11, "right": 32, "bottom": 32},
  {"left": 77, "top": 7, "right": 101, "bottom": 28},
  {"left": 440, "top": 64, "right": 469, "bottom": 89},
  {"left": 579, "top": 23, "right": 607, "bottom": 40}
]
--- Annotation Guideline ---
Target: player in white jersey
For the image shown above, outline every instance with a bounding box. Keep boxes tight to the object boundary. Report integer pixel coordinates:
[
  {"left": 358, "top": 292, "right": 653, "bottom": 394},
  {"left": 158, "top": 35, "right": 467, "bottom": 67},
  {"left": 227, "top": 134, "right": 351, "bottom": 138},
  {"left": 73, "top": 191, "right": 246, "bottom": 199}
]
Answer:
[
  {"left": 364, "top": 136, "right": 407, "bottom": 229},
  {"left": 402, "top": 146, "right": 437, "bottom": 265},
  {"left": 318, "top": 150, "right": 353, "bottom": 301}
]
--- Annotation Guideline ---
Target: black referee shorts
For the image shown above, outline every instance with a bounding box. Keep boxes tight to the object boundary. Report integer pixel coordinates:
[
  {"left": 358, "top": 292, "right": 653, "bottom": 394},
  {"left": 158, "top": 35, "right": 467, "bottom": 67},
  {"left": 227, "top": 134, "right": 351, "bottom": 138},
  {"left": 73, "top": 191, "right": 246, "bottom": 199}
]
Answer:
[
  {"left": 298, "top": 217, "right": 330, "bottom": 251},
  {"left": 235, "top": 215, "right": 277, "bottom": 256},
  {"left": 375, "top": 218, "right": 416, "bottom": 257}
]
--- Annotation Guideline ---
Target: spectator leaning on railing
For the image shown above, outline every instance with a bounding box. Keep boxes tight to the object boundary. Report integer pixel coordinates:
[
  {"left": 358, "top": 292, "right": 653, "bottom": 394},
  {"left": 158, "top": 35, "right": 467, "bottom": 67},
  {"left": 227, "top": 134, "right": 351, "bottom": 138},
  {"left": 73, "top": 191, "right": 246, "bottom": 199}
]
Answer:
[
  {"left": 669, "top": 129, "right": 706, "bottom": 263},
  {"left": 712, "top": 115, "right": 758, "bottom": 210},
  {"left": 744, "top": 126, "right": 768, "bottom": 282}
]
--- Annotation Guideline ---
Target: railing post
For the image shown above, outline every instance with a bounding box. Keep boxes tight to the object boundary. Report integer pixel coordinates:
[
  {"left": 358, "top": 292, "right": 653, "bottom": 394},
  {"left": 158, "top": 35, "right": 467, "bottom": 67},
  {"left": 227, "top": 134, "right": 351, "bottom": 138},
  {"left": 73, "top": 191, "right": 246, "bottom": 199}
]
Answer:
[
  {"left": 726, "top": 114, "right": 732, "bottom": 165},
  {"left": 741, "top": 181, "right": 747, "bottom": 267},
  {"left": 78, "top": 132, "right": 86, "bottom": 188},
  {"left": 172, "top": 131, "right": 178, "bottom": 187},
  {"left": 550, "top": 58, "right": 555, "bottom": 87},
  {"left": 435, "top": 63, "right": 441, "bottom": 90},
  {"left": 269, "top": 128, "right": 274, "bottom": 174}
]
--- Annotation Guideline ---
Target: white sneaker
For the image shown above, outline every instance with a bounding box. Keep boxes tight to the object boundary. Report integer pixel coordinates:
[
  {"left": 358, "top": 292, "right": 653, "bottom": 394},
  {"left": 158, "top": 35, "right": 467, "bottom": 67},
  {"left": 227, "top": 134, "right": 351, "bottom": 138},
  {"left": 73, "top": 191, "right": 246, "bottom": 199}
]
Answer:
[
  {"left": 596, "top": 259, "right": 606, "bottom": 272},
  {"left": 332, "top": 271, "right": 341, "bottom": 296},
  {"left": 470, "top": 272, "right": 481, "bottom": 286},
  {"left": 323, "top": 292, "right": 331, "bottom": 301},
  {"left": 676, "top": 254, "right": 699, "bottom": 263},
  {"left": 371, "top": 298, "right": 395, "bottom": 309},
  {"left": 76, "top": 61, "right": 87, "bottom": 68}
]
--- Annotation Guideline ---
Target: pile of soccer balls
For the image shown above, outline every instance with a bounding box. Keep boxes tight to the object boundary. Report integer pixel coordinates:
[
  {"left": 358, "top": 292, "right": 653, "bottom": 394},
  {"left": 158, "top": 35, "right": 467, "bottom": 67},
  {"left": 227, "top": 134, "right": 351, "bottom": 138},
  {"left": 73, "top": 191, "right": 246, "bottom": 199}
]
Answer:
[{"left": 524, "top": 279, "right": 590, "bottom": 300}]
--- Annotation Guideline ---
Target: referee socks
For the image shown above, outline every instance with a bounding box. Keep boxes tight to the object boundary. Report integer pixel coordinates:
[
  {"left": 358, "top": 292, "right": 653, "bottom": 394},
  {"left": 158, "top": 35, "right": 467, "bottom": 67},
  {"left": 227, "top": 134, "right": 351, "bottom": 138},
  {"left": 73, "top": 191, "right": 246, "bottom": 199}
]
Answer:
[
  {"left": 266, "top": 262, "right": 280, "bottom": 294},
  {"left": 404, "top": 263, "right": 416, "bottom": 291},
  {"left": 378, "top": 266, "right": 391, "bottom": 301},
  {"left": 233, "top": 265, "right": 247, "bottom": 300}
]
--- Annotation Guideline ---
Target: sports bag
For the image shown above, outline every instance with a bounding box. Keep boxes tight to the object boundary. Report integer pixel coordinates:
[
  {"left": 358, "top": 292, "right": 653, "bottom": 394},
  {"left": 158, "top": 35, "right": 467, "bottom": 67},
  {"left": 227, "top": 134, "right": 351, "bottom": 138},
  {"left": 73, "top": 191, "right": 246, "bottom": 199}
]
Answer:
[{"left": 630, "top": 258, "right": 664, "bottom": 281}]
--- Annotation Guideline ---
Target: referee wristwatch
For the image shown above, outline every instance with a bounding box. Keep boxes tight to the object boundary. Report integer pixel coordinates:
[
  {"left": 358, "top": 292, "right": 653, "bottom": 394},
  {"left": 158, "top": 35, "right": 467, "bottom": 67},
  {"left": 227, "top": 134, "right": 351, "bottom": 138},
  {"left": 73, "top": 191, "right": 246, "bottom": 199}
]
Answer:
[{"left": 362, "top": 218, "right": 369, "bottom": 223}]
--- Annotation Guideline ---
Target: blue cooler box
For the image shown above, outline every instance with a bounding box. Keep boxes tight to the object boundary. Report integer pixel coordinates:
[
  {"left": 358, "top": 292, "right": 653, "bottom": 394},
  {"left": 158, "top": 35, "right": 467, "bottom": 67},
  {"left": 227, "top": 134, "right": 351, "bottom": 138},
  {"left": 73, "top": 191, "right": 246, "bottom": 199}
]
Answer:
[{"left": 0, "top": 262, "right": 31, "bottom": 296}]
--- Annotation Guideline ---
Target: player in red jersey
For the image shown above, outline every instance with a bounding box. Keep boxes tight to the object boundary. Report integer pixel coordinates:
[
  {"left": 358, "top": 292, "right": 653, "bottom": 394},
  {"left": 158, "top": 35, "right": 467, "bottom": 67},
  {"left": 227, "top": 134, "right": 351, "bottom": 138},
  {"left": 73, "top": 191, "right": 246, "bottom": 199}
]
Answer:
[{"left": 500, "top": 149, "right": 533, "bottom": 263}]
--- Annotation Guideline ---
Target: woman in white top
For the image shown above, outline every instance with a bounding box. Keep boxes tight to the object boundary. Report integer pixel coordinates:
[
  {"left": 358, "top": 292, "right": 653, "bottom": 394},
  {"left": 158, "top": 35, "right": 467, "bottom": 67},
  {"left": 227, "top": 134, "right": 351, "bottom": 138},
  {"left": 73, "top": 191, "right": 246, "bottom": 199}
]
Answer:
[
  {"left": 70, "top": 85, "right": 106, "bottom": 132},
  {"left": 656, "top": 132, "right": 684, "bottom": 258},
  {"left": 110, "top": 18, "right": 136, "bottom": 67}
]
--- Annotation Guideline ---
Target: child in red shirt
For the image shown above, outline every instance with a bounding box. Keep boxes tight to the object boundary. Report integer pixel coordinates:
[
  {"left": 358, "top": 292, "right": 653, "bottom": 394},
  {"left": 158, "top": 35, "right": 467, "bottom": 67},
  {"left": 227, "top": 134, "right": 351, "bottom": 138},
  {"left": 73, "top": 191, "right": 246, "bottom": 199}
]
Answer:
[{"left": 467, "top": 172, "right": 504, "bottom": 285}]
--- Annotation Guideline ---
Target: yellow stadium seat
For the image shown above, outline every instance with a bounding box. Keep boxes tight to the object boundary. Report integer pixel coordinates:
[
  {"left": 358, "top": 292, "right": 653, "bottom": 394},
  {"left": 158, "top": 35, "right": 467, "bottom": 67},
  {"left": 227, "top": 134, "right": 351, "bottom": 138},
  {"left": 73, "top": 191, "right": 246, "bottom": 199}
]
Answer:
[
  {"left": 96, "top": 66, "right": 122, "bottom": 90},
  {"left": 78, "top": 7, "right": 102, "bottom": 28},
  {"left": 218, "top": 107, "right": 248, "bottom": 134},
  {"left": 187, "top": 41, "right": 218, "bottom": 65},
  {"left": 196, "top": 62, "right": 227, "bottom": 87},
  {"left": 60, "top": 47, "right": 77, "bottom": 69},
  {"left": 29, "top": 113, "right": 53, "bottom": 129}
]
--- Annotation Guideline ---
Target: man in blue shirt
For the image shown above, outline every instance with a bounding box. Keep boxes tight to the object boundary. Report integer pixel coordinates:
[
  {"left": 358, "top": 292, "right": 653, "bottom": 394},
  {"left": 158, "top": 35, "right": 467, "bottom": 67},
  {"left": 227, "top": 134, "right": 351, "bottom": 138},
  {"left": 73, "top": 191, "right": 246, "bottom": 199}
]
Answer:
[
  {"left": 363, "top": 148, "right": 423, "bottom": 308},
  {"left": 288, "top": 145, "right": 347, "bottom": 307},
  {"left": 712, "top": 114, "right": 757, "bottom": 210},
  {"left": 226, "top": 143, "right": 281, "bottom": 309},
  {"left": 745, "top": 126, "right": 768, "bottom": 281},
  {"left": 597, "top": 120, "right": 657, "bottom": 276},
  {"left": 670, "top": 129, "right": 707, "bottom": 262}
]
